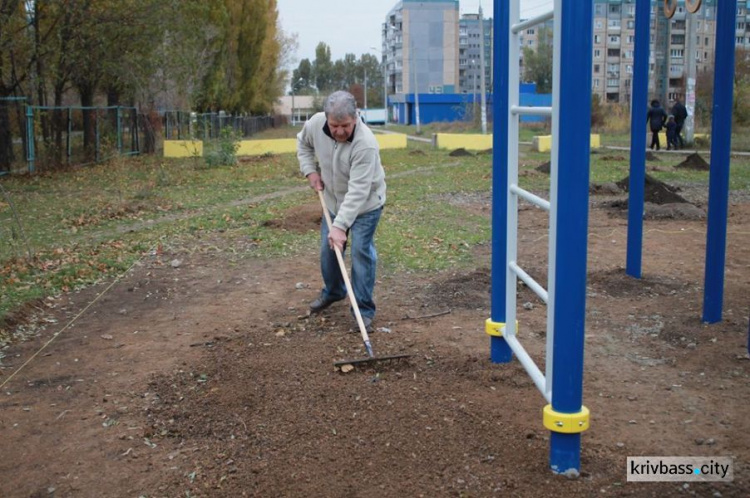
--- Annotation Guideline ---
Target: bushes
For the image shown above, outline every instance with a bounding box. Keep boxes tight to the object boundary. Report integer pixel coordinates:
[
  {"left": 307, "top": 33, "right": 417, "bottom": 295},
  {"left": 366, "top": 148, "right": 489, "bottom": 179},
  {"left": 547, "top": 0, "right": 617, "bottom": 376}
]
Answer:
[{"left": 204, "top": 128, "right": 240, "bottom": 167}]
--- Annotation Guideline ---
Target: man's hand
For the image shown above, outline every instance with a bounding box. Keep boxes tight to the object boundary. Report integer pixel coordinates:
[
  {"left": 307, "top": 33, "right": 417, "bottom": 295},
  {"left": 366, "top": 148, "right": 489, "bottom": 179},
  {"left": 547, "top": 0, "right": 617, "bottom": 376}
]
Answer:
[
  {"left": 328, "top": 226, "right": 347, "bottom": 252},
  {"left": 307, "top": 172, "right": 324, "bottom": 191}
]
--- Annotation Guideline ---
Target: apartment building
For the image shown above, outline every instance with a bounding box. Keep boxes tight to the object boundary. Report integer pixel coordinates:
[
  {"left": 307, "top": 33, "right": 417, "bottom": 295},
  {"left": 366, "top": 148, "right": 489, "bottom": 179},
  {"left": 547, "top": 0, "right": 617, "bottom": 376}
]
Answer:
[
  {"left": 592, "top": 0, "right": 725, "bottom": 105},
  {"left": 382, "top": 0, "right": 460, "bottom": 95},
  {"left": 458, "top": 11, "right": 493, "bottom": 94}
]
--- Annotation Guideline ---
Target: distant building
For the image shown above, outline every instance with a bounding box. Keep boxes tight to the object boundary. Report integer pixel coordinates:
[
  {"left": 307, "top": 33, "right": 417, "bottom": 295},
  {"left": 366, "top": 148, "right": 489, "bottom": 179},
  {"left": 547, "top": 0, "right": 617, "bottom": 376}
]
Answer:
[
  {"left": 275, "top": 95, "right": 317, "bottom": 124},
  {"left": 383, "top": 0, "right": 460, "bottom": 95},
  {"left": 458, "top": 12, "right": 493, "bottom": 94},
  {"left": 591, "top": 0, "right": 722, "bottom": 105}
]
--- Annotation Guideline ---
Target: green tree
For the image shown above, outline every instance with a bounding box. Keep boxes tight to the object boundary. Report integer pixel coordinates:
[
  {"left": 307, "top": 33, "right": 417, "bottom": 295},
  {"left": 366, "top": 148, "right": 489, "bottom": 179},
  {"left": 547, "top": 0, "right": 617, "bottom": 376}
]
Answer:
[
  {"left": 0, "top": 0, "right": 30, "bottom": 171},
  {"left": 522, "top": 27, "right": 553, "bottom": 93},
  {"left": 313, "top": 42, "right": 333, "bottom": 93}
]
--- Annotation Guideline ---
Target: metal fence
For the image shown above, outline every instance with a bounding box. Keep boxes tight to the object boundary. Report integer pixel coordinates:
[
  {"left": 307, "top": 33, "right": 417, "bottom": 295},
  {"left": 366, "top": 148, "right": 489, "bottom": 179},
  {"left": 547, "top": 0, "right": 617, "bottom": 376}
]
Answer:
[
  {"left": 163, "top": 111, "right": 275, "bottom": 141},
  {"left": 0, "top": 104, "right": 276, "bottom": 176}
]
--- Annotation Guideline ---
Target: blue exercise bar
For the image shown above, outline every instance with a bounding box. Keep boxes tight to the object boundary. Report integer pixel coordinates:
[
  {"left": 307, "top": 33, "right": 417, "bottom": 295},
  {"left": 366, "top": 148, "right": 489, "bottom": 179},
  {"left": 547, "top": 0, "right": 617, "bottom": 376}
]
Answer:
[
  {"left": 625, "top": 0, "right": 651, "bottom": 279},
  {"left": 490, "top": 0, "right": 513, "bottom": 363},
  {"left": 703, "top": 0, "right": 737, "bottom": 323},
  {"left": 548, "top": 0, "right": 592, "bottom": 474}
]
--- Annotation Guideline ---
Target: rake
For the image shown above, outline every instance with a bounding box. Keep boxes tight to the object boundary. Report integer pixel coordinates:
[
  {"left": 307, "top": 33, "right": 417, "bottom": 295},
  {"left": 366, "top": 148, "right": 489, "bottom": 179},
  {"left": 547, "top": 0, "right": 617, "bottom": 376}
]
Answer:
[{"left": 317, "top": 190, "right": 411, "bottom": 368}]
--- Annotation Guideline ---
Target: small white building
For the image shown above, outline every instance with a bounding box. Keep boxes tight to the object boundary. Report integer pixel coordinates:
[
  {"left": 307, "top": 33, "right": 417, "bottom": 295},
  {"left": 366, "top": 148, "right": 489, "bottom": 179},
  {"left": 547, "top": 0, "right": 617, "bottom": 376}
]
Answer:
[{"left": 275, "top": 95, "right": 317, "bottom": 124}]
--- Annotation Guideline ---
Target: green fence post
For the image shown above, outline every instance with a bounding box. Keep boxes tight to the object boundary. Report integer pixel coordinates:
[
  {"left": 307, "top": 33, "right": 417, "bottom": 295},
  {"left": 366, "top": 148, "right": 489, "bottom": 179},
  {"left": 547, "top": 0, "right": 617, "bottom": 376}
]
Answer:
[
  {"left": 26, "top": 104, "right": 35, "bottom": 173},
  {"left": 117, "top": 106, "right": 122, "bottom": 153},
  {"left": 95, "top": 108, "right": 100, "bottom": 163},
  {"left": 67, "top": 107, "right": 72, "bottom": 164}
]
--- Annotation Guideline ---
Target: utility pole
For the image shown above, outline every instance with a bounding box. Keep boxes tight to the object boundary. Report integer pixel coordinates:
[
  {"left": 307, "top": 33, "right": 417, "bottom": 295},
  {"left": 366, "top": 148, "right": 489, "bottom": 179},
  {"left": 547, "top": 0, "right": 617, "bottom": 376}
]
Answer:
[
  {"left": 479, "top": 4, "right": 488, "bottom": 134},
  {"left": 364, "top": 67, "right": 368, "bottom": 111},
  {"left": 370, "top": 46, "right": 388, "bottom": 126},
  {"left": 411, "top": 42, "right": 421, "bottom": 134},
  {"left": 685, "top": 11, "right": 697, "bottom": 144}
]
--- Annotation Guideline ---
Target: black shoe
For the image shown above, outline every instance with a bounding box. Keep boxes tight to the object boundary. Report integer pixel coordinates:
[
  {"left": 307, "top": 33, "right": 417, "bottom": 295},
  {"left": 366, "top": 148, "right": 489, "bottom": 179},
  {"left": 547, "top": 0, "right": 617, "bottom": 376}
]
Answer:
[
  {"left": 309, "top": 295, "right": 343, "bottom": 314},
  {"left": 363, "top": 316, "right": 373, "bottom": 333}
]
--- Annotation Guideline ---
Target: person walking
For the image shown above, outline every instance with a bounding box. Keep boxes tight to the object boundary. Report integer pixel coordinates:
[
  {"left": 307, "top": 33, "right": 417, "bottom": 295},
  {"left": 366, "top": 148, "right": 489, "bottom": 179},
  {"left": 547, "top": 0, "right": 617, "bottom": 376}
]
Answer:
[
  {"left": 297, "top": 91, "right": 386, "bottom": 332},
  {"left": 671, "top": 98, "right": 688, "bottom": 149},
  {"left": 665, "top": 115, "right": 679, "bottom": 151},
  {"left": 646, "top": 99, "right": 667, "bottom": 150}
]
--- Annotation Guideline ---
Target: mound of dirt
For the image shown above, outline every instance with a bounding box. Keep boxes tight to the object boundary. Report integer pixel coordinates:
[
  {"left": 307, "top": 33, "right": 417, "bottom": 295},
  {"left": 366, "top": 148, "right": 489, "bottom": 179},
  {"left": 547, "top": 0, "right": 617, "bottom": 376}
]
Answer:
[
  {"left": 408, "top": 149, "right": 426, "bottom": 156},
  {"left": 449, "top": 148, "right": 474, "bottom": 157},
  {"left": 477, "top": 148, "right": 493, "bottom": 155},
  {"left": 590, "top": 182, "right": 623, "bottom": 196},
  {"left": 616, "top": 173, "right": 688, "bottom": 204},
  {"left": 675, "top": 152, "right": 710, "bottom": 171},
  {"left": 536, "top": 161, "right": 550, "bottom": 174},
  {"left": 262, "top": 202, "right": 321, "bottom": 233},
  {"left": 646, "top": 151, "right": 660, "bottom": 161},
  {"left": 600, "top": 155, "right": 627, "bottom": 162}
]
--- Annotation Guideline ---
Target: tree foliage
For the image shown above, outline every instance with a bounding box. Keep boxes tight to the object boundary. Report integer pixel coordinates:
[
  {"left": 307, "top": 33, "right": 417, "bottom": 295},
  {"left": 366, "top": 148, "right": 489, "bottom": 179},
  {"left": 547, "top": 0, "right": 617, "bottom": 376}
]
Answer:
[
  {"left": 521, "top": 27, "right": 553, "bottom": 94},
  {"left": 291, "top": 43, "right": 386, "bottom": 107},
  {"left": 0, "top": 0, "right": 289, "bottom": 170}
]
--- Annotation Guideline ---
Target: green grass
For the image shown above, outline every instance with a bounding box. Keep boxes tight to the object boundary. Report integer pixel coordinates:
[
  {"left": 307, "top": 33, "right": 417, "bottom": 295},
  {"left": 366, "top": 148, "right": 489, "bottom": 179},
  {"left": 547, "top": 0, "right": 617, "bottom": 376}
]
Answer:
[{"left": 3, "top": 134, "right": 750, "bottom": 330}]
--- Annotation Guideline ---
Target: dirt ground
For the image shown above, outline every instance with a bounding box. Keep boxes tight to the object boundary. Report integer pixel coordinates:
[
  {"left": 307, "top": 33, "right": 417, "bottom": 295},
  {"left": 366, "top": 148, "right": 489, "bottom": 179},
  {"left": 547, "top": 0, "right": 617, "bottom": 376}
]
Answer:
[{"left": 1, "top": 178, "right": 749, "bottom": 497}]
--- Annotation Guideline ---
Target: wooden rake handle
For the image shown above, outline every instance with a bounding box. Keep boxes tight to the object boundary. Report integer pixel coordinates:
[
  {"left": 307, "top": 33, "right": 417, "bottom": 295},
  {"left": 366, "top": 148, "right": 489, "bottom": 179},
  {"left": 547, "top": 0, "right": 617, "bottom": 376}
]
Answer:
[{"left": 317, "top": 190, "right": 374, "bottom": 357}]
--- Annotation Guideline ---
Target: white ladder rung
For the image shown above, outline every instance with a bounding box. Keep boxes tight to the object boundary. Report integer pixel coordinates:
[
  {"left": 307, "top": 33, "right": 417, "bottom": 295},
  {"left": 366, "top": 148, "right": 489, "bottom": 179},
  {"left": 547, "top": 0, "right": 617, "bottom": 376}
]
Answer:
[
  {"left": 510, "top": 184, "right": 551, "bottom": 211},
  {"left": 511, "top": 10, "right": 555, "bottom": 34},
  {"left": 504, "top": 333, "right": 551, "bottom": 403},
  {"left": 509, "top": 262, "right": 549, "bottom": 303},
  {"left": 511, "top": 105, "right": 553, "bottom": 117}
]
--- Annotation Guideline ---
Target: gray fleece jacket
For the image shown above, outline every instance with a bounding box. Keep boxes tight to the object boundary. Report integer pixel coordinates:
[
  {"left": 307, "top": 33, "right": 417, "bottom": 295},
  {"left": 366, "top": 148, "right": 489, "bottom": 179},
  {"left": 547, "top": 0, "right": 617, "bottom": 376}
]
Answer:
[{"left": 297, "top": 112, "right": 386, "bottom": 231}]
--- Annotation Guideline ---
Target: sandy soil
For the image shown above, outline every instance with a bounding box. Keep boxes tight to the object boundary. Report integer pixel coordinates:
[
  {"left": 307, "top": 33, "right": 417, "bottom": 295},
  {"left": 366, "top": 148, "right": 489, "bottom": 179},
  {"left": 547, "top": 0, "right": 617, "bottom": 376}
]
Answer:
[{"left": 1, "top": 183, "right": 749, "bottom": 498}]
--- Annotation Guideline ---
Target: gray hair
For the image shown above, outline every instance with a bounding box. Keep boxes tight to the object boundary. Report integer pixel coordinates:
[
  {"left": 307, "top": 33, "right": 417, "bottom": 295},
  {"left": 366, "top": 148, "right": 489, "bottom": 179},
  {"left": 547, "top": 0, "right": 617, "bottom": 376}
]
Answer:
[{"left": 324, "top": 91, "right": 358, "bottom": 120}]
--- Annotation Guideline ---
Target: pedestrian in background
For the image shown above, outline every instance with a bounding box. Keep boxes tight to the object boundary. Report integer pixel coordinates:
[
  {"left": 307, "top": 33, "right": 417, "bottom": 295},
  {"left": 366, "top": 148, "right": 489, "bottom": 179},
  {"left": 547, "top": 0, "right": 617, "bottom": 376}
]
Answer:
[
  {"left": 646, "top": 99, "right": 667, "bottom": 150},
  {"left": 665, "top": 115, "right": 679, "bottom": 151},
  {"left": 671, "top": 98, "right": 688, "bottom": 149}
]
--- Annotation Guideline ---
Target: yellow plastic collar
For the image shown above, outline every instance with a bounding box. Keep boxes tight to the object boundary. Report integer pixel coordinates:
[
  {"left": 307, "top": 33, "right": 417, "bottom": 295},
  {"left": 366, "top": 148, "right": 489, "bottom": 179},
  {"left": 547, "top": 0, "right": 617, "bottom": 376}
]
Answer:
[
  {"left": 543, "top": 404, "right": 590, "bottom": 434},
  {"left": 485, "top": 319, "right": 519, "bottom": 337}
]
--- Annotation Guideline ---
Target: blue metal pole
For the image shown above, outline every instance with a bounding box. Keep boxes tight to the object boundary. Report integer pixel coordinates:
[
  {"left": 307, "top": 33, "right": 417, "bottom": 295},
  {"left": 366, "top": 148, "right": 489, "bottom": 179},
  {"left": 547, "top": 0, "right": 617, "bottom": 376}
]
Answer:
[
  {"left": 25, "top": 104, "right": 35, "bottom": 173},
  {"left": 489, "top": 0, "right": 512, "bottom": 363},
  {"left": 549, "top": 0, "right": 592, "bottom": 474},
  {"left": 703, "top": 0, "right": 737, "bottom": 323},
  {"left": 626, "top": 0, "right": 651, "bottom": 279}
]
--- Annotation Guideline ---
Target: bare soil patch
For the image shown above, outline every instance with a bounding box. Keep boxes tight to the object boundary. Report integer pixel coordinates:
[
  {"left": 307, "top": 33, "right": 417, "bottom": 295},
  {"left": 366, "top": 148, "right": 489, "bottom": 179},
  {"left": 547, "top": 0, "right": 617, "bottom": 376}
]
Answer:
[{"left": 1, "top": 196, "right": 749, "bottom": 498}]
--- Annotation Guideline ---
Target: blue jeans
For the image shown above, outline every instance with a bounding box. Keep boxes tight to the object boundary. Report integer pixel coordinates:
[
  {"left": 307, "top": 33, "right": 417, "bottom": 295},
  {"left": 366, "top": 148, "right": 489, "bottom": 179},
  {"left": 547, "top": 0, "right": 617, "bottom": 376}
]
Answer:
[{"left": 319, "top": 207, "right": 382, "bottom": 319}]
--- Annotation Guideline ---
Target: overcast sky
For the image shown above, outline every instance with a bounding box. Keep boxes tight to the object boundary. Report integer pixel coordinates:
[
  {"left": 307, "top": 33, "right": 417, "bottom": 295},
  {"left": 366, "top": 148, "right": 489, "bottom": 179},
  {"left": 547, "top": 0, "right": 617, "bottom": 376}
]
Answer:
[{"left": 276, "top": 0, "right": 553, "bottom": 68}]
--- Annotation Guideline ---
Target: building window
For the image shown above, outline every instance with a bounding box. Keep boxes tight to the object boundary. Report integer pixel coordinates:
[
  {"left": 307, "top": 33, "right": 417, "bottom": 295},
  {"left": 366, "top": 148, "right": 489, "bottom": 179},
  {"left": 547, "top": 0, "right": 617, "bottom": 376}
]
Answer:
[
  {"left": 670, "top": 48, "right": 684, "bottom": 58},
  {"left": 609, "top": 35, "right": 620, "bottom": 44},
  {"left": 594, "top": 49, "right": 601, "bottom": 58},
  {"left": 594, "top": 64, "right": 600, "bottom": 73},
  {"left": 627, "top": 35, "right": 635, "bottom": 44},
  {"left": 607, "top": 79, "right": 619, "bottom": 87},
  {"left": 627, "top": 20, "right": 635, "bottom": 29},
  {"left": 626, "top": 65, "right": 633, "bottom": 74},
  {"left": 593, "top": 79, "right": 600, "bottom": 88},
  {"left": 594, "top": 35, "right": 602, "bottom": 44}
]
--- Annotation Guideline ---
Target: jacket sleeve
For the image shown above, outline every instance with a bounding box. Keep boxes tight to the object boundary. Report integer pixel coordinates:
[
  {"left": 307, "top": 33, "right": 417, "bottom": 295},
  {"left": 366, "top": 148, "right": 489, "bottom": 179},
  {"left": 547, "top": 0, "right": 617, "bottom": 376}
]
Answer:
[
  {"left": 333, "top": 146, "right": 380, "bottom": 231},
  {"left": 297, "top": 122, "right": 318, "bottom": 177}
]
